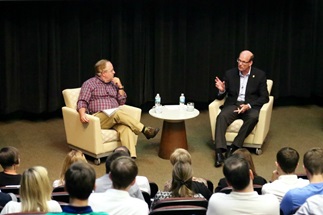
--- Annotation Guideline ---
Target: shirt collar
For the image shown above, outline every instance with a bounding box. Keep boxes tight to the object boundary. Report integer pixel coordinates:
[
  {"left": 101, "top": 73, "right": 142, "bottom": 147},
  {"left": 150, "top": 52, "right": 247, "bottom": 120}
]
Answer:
[
  {"left": 239, "top": 67, "right": 251, "bottom": 77},
  {"left": 62, "top": 205, "right": 93, "bottom": 213}
]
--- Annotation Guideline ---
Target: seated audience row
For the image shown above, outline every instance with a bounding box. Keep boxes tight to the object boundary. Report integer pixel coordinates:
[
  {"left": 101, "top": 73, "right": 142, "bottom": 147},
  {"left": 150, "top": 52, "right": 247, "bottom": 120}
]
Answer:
[{"left": 3, "top": 145, "right": 323, "bottom": 215}]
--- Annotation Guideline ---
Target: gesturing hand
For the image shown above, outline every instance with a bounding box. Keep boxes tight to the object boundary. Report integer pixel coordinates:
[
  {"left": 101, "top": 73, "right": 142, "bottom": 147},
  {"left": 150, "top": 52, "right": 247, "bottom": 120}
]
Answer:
[{"left": 215, "top": 76, "right": 225, "bottom": 92}]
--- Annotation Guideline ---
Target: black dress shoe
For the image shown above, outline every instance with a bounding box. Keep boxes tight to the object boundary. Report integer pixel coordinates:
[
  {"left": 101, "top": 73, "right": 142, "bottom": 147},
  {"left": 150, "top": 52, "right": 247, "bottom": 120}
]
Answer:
[
  {"left": 225, "top": 147, "right": 234, "bottom": 158},
  {"left": 215, "top": 152, "right": 225, "bottom": 168}
]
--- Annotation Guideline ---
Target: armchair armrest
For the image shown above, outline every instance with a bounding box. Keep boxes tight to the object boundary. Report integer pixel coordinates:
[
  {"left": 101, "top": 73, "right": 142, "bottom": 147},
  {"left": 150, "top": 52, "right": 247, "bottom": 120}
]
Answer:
[
  {"left": 253, "top": 96, "right": 274, "bottom": 145},
  {"left": 62, "top": 107, "right": 104, "bottom": 154},
  {"left": 208, "top": 99, "right": 225, "bottom": 142}
]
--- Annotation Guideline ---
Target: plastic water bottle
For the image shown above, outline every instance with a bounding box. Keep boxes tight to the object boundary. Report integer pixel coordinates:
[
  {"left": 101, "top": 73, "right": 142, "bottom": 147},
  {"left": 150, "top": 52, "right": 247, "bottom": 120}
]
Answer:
[
  {"left": 155, "top": 93, "right": 162, "bottom": 113},
  {"left": 155, "top": 93, "right": 161, "bottom": 106},
  {"left": 179, "top": 93, "right": 185, "bottom": 110}
]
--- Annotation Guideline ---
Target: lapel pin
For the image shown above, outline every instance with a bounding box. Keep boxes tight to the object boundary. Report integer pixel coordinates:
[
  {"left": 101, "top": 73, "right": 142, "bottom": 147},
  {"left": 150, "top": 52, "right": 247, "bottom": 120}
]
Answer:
[{"left": 252, "top": 75, "right": 255, "bottom": 78}]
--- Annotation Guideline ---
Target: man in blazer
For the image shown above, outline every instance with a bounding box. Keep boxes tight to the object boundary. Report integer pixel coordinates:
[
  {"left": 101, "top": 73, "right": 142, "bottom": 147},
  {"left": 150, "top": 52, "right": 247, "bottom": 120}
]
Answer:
[{"left": 214, "top": 50, "right": 269, "bottom": 167}]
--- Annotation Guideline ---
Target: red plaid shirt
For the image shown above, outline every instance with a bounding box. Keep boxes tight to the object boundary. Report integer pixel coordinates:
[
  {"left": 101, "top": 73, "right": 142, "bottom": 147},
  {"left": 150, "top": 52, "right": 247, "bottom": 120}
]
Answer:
[{"left": 77, "top": 76, "right": 127, "bottom": 114}]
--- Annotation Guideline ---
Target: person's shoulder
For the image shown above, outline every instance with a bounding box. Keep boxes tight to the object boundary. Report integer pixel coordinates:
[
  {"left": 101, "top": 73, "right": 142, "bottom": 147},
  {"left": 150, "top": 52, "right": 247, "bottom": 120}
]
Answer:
[
  {"left": 251, "top": 67, "right": 266, "bottom": 75},
  {"left": 209, "top": 192, "right": 227, "bottom": 200},
  {"left": 225, "top": 67, "right": 239, "bottom": 74},
  {"left": 81, "top": 76, "right": 98, "bottom": 87}
]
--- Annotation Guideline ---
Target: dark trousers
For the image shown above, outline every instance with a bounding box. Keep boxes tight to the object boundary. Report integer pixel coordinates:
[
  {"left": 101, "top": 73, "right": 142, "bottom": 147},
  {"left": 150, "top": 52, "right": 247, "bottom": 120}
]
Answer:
[{"left": 214, "top": 103, "right": 259, "bottom": 152}]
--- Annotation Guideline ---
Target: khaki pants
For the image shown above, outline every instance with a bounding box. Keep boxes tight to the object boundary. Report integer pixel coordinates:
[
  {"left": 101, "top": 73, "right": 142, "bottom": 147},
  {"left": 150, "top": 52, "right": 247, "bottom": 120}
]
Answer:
[{"left": 94, "top": 109, "right": 144, "bottom": 157}]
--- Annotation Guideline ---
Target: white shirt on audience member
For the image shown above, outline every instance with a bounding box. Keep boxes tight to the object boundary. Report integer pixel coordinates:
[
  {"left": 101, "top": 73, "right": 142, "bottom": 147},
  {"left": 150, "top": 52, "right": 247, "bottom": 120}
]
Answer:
[
  {"left": 206, "top": 191, "right": 279, "bottom": 215},
  {"left": 135, "top": 176, "right": 150, "bottom": 195},
  {"left": 261, "top": 175, "right": 309, "bottom": 202},
  {"left": 0, "top": 200, "right": 62, "bottom": 214},
  {"left": 89, "top": 189, "right": 149, "bottom": 215}
]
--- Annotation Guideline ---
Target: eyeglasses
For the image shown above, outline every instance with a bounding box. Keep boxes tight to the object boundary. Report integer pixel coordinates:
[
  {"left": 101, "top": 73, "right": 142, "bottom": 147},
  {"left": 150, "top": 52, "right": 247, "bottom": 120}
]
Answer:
[{"left": 237, "top": 59, "right": 251, "bottom": 64}]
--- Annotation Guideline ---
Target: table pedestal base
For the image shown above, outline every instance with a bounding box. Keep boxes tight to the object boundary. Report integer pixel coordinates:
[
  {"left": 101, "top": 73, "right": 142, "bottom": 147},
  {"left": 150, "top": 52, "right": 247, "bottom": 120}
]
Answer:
[{"left": 158, "top": 120, "right": 188, "bottom": 159}]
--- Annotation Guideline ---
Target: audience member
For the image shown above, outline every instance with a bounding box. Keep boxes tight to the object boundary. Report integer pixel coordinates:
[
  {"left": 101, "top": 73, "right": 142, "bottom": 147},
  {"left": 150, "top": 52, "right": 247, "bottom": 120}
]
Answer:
[
  {"left": 94, "top": 150, "right": 144, "bottom": 200},
  {"left": 280, "top": 147, "right": 323, "bottom": 215},
  {"left": 113, "top": 146, "right": 150, "bottom": 194},
  {"left": 1, "top": 166, "right": 62, "bottom": 214},
  {"left": 0, "top": 146, "right": 21, "bottom": 187},
  {"left": 89, "top": 156, "right": 149, "bottom": 215},
  {"left": 207, "top": 154, "right": 279, "bottom": 215},
  {"left": 262, "top": 147, "right": 309, "bottom": 202},
  {"left": 153, "top": 161, "right": 207, "bottom": 208},
  {"left": 214, "top": 148, "right": 267, "bottom": 192},
  {"left": 294, "top": 194, "right": 323, "bottom": 215},
  {"left": 164, "top": 148, "right": 208, "bottom": 191},
  {"left": 77, "top": 59, "right": 159, "bottom": 158},
  {"left": 53, "top": 149, "right": 87, "bottom": 188},
  {"left": 47, "top": 161, "right": 108, "bottom": 215},
  {"left": 0, "top": 192, "right": 17, "bottom": 208}
]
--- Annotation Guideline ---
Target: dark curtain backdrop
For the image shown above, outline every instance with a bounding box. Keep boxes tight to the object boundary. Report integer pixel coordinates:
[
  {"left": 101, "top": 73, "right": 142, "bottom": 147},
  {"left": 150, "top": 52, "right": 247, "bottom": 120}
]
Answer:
[{"left": 0, "top": 0, "right": 322, "bottom": 116}]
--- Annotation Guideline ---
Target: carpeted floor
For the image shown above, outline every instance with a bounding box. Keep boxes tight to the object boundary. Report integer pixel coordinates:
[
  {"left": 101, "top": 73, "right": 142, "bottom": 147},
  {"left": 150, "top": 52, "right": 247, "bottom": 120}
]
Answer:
[{"left": 0, "top": 105, "right": 322, "bottom": 190}]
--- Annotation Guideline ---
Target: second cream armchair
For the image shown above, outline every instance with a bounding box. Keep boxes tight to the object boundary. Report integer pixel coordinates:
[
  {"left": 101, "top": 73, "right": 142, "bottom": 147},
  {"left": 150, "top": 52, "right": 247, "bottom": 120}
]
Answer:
[{"left": 208, "top": 79, "right": 274, "bottom": 155}]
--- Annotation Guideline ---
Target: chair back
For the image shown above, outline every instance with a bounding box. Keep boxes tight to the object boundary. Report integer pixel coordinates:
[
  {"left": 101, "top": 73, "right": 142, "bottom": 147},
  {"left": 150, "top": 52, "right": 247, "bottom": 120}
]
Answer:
[
  {"left": 152, "top": 197, "right": 208, "bottom": 210},
  {"left": 220, "top": 184, "right": 263, "bottom": 195},
  {"left": 267, "top": 79, "right": 273, "bottom": 94},
  {"left": 142, "top": 191, "right": 151, "bottom": 209},
  {"left": 0, "top": 186, "right": 20, "bottom": 195},
  {"left": 149, "top": 205, "right": 206, "bottom": 215},
  {"left": 51, "top": 191, "right": 69, "bottom": 203},
  {"left": 206, "top": 180, "right": 214, "bottom": 193},
  {"left": 149, "top": 182, "right": 159, "bottom": 198},
  {"left": 52, "top": 186, "right": 65, "bottom": 192},
  {"left": 62, "top": 88, "right": 81, "bottom": 109}
]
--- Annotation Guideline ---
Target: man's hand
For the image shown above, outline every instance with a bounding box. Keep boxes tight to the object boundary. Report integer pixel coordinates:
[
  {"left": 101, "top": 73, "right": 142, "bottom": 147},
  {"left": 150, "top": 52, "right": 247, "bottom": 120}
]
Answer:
[
  {"left": 215, "top": 76, "right": 225, "bottom": 92},
  {"left": 79, "top": 108, "right": 89, "bottom": 123},
  {"left": 112, "top": 77, "right": 123, "bottom": 88},
  {"left": 233, "top": 104, "right": 250, "bottom": 114},
  {"left": 271, "top": 169, "right": 280, "bottom": 182}
]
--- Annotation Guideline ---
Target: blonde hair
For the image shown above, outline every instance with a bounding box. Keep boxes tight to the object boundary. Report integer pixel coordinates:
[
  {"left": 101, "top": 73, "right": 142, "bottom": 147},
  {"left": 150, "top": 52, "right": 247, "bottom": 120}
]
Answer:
[
  {"left": 233, "top": 148, "right": 258, "bottom": 176},
  {"left": 170, "top": 161, "right": 195, "bottom": 197},
  {"left": 20, "top": 166, "right": 52, "bottom": 212},
  {"left": 94, "top": 59, "right": 110, "bottom": 76},
  {"left": 58, "top": 150, "right": 87, "bottom": 185},
  {"left": 170, "top": 148, "right": 192, "bottom": 165}
]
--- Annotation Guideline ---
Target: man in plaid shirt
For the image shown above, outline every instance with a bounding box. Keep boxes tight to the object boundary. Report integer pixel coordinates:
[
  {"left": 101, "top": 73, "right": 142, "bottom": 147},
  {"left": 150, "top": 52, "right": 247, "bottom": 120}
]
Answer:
[{"left": 77, "top": 59, "right": 159, "bottom": 158}]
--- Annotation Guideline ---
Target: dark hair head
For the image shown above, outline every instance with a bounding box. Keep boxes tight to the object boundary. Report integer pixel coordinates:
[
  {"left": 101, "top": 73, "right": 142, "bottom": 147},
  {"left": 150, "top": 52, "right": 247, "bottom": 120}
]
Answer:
[
  {"left": 110, "top": 156, "right": 138, "bottom": 189},
  {"left": 303, "top": 147, "right": 323, "bottom": 175},
  {"left": 233, "top": 148, "right": 257, "bottom": 176},
  {"left": 223, "top": 154, "right": 251, "bottom": 191},
  {"left": 276, "top": 147, "right": 299, "bottom": 174},
  {"left": 105, "top": 150, "right": 129, "bottom": 174},
  {"left": 0, "top": 146, "right": 20, "bottom": 169},
  {"left": 65, "top": 161, "right": 96, "bottom": 200},
  {"left": 113, "top": 146, "right": 131, "bottom": 156}
]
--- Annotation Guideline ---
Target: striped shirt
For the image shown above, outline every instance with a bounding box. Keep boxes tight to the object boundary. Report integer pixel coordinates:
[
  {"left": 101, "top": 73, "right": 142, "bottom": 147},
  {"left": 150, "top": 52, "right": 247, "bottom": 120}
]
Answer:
[{"left": 77, "top": 76, "right": 127, "bottom": 114}]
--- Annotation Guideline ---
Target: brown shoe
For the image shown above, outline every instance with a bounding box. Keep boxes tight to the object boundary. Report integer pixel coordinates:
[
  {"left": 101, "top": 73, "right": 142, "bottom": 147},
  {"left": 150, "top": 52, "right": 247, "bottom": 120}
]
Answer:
[{"left": 143, "top": 127, "right": 160, "bottom": 139}]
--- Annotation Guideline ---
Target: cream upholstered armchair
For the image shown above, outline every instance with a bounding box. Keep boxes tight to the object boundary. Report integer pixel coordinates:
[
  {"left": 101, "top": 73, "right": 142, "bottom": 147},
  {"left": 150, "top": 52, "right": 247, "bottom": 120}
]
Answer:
[
  {"left": 62, "top": 88, "right": 142, "bottom": 164},
  {"left": 208, "top": 80, "right": 274, "bottom": 155}
]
